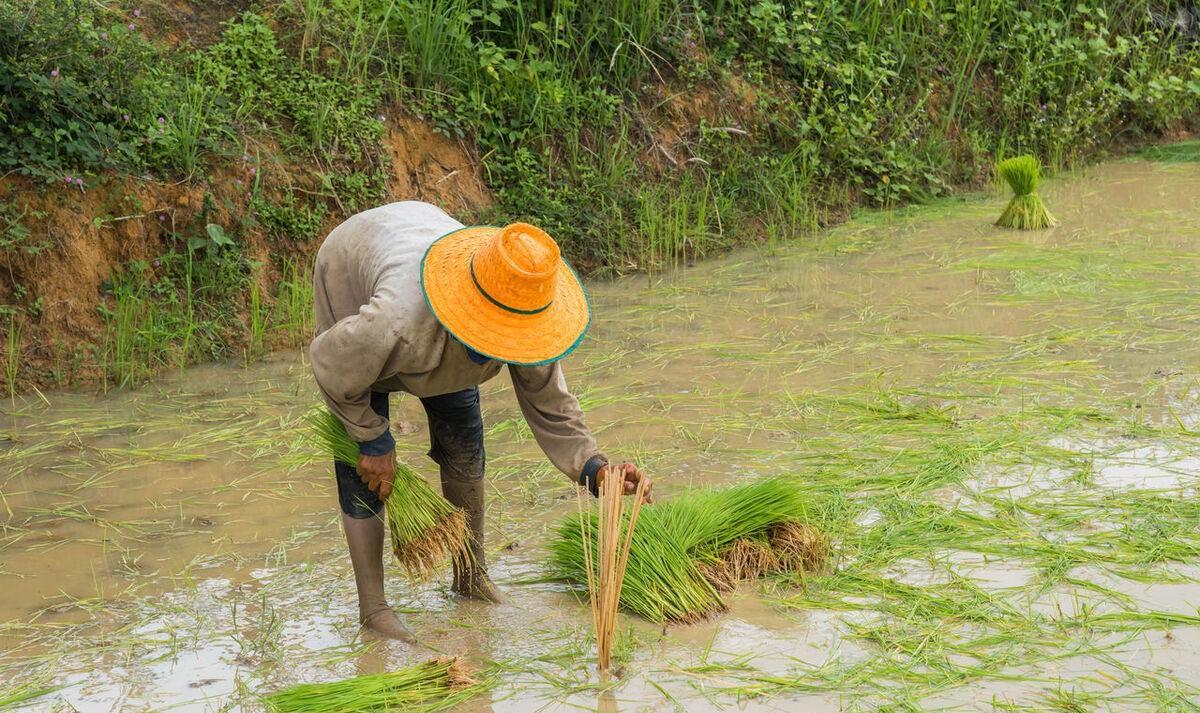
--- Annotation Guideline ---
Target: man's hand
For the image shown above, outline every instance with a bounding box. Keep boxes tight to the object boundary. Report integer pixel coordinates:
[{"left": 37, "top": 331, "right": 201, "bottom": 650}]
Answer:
[
  {"left": 358, "top": 449, "right": 396, "bottom": 501},
  {"left": 597, "top": 462, "right": 654, "bottom": 504}
]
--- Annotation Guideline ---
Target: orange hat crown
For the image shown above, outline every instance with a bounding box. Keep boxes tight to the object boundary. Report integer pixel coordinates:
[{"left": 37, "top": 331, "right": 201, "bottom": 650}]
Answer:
[
  {"left": 421, "top": 219, "right": 589, "bottom": 365},
  {"left": 469, "top": 223, "right": 560, "bottom": 315}
]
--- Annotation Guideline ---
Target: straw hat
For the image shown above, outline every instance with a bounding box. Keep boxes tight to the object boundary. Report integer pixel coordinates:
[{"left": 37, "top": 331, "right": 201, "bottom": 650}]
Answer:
[{"left": 421, "top": 222, "right": 590, "bottom": 365}]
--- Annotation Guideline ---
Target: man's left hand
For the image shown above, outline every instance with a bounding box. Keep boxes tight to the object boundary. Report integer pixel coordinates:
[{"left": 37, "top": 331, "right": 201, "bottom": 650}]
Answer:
[{"left": 597, "top": 463, "right": 654, "bottom": 504}]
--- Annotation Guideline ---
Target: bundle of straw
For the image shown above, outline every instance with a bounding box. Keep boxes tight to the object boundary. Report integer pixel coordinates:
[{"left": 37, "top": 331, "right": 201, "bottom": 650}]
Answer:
[
  {"left": 308, "top": 410, "right": 469, "bottom": 578},
  {"left": 577, "top": 472, "right": 648, "bottom": 672},
  {"left": 263, "top": 657, "right": 476, "bottom": 713},
  {"left": 550, "top": 477, "right": 827, "bottom": 624},
  {"left": 995, "top": 155, "right": 1055, "bottom": 229}
]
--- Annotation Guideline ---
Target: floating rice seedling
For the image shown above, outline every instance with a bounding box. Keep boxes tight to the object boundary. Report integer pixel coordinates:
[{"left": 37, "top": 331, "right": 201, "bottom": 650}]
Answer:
[
  {"left": 263, "top": 657, "right": 477, "bottom": 713},
  {"left": 577, "top": 471, "right": 648, "bottom": 671},
  {"left": 550, "top": 478, "right": 828, "bottom": 623},
  {"left": 995, "top": 155, "right": 1055, "bottom": 229},
  {"left": 0, "top": 679, "right": 60, "bottom": 709},
  {"left": 308, "top": 410, "right": 469, "bottom": 578}
]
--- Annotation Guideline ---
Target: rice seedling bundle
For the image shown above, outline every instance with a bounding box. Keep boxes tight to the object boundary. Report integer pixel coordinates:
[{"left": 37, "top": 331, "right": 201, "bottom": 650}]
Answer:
[
  {"left": 263, "top": 657, "right": 476, "bottom": 713},
  {"left": 550, "top": 477, "right": 827, "bottom": 623},
  {"left": 577, "top": 472, "right": 648, "bottom": 671},
  {"left": 308, "top": 410, "right": 469, "bottom": 578},
  {"left": 995, "top": 155, "right": 1055, "bottom": 230}
]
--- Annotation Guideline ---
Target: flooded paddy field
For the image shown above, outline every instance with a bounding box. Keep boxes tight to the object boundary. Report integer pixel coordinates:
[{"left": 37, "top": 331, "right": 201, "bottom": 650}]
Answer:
[{"left": 3, "top": 154, "right": 1200, "bottom": 711}]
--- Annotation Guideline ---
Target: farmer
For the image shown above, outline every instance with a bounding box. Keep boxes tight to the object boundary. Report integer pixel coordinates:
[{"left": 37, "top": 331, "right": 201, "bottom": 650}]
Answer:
[{"left": 310, "top": 201, "right": 653, "bottom": 640}]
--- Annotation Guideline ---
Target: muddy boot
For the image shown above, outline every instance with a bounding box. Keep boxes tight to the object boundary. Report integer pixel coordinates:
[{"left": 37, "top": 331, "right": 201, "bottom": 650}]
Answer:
[
  {"left": 441, "top": 474, "right": 509, "bottom": 604},
  {"left": 342, "top": 513, "right": 416, "bottom": 641}
]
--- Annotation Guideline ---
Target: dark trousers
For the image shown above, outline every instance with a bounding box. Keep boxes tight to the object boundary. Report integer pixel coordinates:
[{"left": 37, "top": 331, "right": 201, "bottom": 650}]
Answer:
[{"left": 336, "top": 387, "right": 485, "bottom": 518}]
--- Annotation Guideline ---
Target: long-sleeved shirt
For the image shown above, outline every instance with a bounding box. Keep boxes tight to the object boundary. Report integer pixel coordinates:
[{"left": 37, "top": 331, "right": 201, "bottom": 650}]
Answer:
[{"left": 309, "top": 201, "right": 605, "bottom": 481}]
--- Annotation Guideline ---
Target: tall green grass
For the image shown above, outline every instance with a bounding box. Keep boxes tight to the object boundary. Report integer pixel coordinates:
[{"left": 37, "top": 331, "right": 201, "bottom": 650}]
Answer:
[
  {"left": 247, "top": 279, "right": 267, "bottom": 361},
  {"left": 100, "top": 265, "right": 182, "bottom": 388},
  {"left": 97, "top": 252, "right": 310, "bottom": 388},
  {"left": 5, "top": 314, "right": 19, "bottom": 404},
  {"left": 273, "top": 258, "right": 315, "bottom": 347}
]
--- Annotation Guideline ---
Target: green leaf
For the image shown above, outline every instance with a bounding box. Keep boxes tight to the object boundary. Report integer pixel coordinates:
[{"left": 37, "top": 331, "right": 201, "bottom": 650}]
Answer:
[{"left": 205, "top": 223, "right": 233, "bottom": 247}]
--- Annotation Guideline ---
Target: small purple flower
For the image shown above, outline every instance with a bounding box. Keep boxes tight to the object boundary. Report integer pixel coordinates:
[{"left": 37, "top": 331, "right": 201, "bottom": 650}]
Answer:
[
  {"left": 128, "top": 22, "right": 136, "bottom": 30},
  {"left": 122, "top": 114, "right": 130, "bottom": 122},
  {"left": 235, "top": 179, "right": 242, "bottom": 186},
  {"left": 50, "top": 68, "right": 59, "bottom": 78},
  {"left": 64, "top": 175, "right": 73, "bottom": 184},
  {"left": 152, "top": 258, "right": 161, "bottom": 268},
  {"left": 241, "top": 153, "right": 249, "bottom": 162},
  {"left": 133, "top": 9, "right": 141, "bottom": 17},
  {"left": 249, "top": 166, "right": 256, "bottom": 175},
  {"left": 74, "top": 177, "right": 84, "bottom": 187},
  {"left": 157, "top": 116, "right": 165, "bottom": 124},
  {"left": 245, "top": 192, "right": 251, "bottom": 200},
  {"left": 157, "top": 213, "right": 165, "bottom": 222}
]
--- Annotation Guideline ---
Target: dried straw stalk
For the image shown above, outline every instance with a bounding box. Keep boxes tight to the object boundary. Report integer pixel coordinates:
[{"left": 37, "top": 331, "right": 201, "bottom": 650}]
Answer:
[{"left": 578, "top": 471, "right": 648, "bottom": 672}]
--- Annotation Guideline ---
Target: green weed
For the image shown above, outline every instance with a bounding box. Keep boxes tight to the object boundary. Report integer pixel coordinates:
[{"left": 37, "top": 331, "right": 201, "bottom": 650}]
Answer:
[{"left": 5, "top": 314, "right": 18, "bottom": 402}]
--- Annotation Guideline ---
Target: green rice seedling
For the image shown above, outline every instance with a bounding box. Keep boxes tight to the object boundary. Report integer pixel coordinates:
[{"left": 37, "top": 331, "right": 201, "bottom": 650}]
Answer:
[
  {"left": 549, "top": 478, "right": 827, "bottom": 623},
  {"left": 308, "top": 410, "right": 469, "bottom": 579},
  {"left": 995, "top": 155, "right": 1055, "bottom": 230},
  {"left": 263, "top": 657, "right": 477, "bottom": 713},
  {"left": 0, "top": 679, "right": 60, "bottom": 708}
]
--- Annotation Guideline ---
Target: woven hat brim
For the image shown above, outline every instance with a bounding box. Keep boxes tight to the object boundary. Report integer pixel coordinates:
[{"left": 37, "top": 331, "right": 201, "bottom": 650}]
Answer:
[{"left": 421, "top": 226, "right": 590, "bottom": 365}]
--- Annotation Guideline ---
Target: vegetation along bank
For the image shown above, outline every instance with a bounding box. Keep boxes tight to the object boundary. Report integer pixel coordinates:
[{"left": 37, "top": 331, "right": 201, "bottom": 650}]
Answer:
[{"left": 1, "top": 0, "right": 1198, "bottom": 393}]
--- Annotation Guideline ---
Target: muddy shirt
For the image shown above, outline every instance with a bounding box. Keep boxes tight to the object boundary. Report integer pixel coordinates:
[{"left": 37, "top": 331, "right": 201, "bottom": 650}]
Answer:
[{"left": 310, "top": 201, "right": 605, "bottom": 480}]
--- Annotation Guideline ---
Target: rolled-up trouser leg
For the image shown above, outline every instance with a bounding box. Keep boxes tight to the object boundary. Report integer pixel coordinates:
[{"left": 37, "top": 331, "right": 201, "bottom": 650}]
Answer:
[{"left": 334, "top": 391, "right": 389, "bottom": 519}]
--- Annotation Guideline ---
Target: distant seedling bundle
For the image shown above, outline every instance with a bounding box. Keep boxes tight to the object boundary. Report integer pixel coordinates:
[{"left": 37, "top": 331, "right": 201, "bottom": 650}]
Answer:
[
  {"left": 995, "top": 155, "right": 1055, "bottom": 230},
  {"left": 550, "top": 477, "right": 828, "bottom": 623},
  {"left": 309, "top": 410, "right": 469, "bottom": 577}
]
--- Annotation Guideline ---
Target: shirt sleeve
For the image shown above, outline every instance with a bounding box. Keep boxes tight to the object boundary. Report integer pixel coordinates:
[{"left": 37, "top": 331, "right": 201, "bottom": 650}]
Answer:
[
  {"left": 309, "top": 285, "right": 402, "bottom": 447},
  {"left": 509, "top": 362, "right": 605, "bottom": 480}
]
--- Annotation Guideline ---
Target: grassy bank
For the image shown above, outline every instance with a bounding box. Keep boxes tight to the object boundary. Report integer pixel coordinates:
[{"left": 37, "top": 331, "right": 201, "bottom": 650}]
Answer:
[{"left": 1, "top": 0, "right": 1198, "bottom": 390}]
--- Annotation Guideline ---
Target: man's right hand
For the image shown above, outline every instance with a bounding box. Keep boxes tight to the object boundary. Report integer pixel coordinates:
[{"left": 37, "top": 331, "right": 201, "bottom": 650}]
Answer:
[{"left": 358, "top": 449, "right": 396, "bottom": 501}]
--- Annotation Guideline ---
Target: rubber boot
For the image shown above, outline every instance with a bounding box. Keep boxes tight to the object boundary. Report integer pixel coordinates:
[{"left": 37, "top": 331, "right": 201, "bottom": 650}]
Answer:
[
  {"left": 440, "top": 472, "right": 509, "bottom": 603},
  {"left": 341, "top": 513, "right": 416, "bottom": 641}
]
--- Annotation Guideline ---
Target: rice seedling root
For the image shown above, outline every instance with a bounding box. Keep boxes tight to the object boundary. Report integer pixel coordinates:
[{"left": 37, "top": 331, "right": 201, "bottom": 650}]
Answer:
[
  {"left": 769, "top": 521, "right": 828, "bottom": 573},
  {"left": 391, "top": 508, "right": 471, "bottom": 578}
]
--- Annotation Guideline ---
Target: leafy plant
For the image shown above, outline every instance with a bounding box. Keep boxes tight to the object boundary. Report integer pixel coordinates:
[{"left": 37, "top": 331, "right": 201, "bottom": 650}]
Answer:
[{"left": 0, "top": 0, "right": 167, "bottom": 179}]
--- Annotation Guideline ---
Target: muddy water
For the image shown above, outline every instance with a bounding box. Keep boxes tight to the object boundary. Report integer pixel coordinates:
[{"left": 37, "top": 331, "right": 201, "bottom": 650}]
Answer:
[{"left": 3, "top": 156, "right": 1200, "bottom": 711}]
